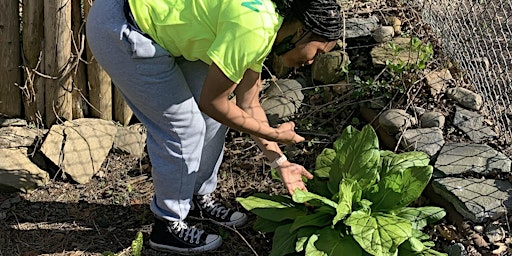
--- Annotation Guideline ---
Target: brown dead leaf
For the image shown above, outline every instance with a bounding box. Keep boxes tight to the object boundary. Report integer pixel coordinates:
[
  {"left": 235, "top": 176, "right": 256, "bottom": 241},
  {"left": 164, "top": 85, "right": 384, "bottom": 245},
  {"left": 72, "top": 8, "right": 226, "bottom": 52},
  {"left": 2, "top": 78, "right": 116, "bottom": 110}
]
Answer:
[{"left": 436, "top": 224, "right": 460, "bottom": 241}]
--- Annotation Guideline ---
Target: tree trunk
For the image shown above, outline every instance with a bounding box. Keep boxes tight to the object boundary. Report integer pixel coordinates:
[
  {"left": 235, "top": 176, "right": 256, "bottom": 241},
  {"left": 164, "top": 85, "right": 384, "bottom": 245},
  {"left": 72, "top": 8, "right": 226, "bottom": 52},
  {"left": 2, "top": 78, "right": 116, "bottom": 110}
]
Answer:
[
  {"left": 44, "top": 0, "right": 73, "bottom": 127},
  {"left": 71, "top": 0, "right": 89, "bottom": 119},
  {"left": 84, "top": 0, "right": 112, "bottom": 121},
  {"left": 22, "top": 0, "right": 45, "bottom": 125},
  {"left": 0, "top": 0, "right": 22, "bottom": 117}
]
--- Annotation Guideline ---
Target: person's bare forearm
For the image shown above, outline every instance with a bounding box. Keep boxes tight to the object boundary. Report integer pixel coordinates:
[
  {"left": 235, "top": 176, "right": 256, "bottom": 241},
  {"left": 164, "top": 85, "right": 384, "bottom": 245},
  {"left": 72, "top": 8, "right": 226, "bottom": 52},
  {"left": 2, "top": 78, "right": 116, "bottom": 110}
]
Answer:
[
  {"left": 244, "top": 103, "right": 284, "bottom": 162},
  {"left": 200, "top": 98, "right": 280, "bottom": 142}
]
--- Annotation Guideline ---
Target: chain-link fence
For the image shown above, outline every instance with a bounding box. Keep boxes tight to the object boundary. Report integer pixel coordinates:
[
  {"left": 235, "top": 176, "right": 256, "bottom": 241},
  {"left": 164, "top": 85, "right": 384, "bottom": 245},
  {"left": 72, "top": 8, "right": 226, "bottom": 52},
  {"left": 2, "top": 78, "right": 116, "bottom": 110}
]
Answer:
[{"left": 418, "top": 0, "right": 512, "bottom": 144}]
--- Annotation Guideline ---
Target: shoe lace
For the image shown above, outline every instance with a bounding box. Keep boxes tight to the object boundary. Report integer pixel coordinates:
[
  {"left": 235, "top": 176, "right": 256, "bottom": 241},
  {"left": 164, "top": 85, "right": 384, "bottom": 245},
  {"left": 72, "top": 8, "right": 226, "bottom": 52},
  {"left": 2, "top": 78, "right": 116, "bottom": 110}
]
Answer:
[
  {"left": 199, "top": 194, "right": 230, "bottom": 219},
  {"left": 168, "top": 221, "right": 204, "bottom": 244}
]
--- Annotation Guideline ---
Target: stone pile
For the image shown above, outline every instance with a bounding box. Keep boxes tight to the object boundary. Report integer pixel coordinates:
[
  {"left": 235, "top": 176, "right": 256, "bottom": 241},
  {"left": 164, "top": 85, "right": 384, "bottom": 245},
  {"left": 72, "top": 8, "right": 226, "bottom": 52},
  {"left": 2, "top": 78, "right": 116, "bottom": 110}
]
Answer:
[{"left": 0, "top": 118, "right": 146, "bottom": 190}]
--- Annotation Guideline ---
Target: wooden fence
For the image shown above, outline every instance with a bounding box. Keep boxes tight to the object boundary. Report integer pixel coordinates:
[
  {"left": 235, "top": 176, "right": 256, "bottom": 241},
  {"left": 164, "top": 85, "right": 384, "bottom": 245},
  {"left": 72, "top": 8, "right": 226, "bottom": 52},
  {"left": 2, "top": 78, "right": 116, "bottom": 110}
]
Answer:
[{"left": 0, "top": 0, "right": 132, "bottom": 128}]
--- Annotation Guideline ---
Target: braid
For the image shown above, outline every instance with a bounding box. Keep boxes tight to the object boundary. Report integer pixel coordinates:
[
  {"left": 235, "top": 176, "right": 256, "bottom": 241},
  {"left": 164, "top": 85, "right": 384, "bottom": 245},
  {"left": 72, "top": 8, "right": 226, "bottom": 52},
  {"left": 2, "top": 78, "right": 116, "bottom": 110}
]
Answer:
[{"left": 271, "top": 0, "right": 343, "bottom": 40}]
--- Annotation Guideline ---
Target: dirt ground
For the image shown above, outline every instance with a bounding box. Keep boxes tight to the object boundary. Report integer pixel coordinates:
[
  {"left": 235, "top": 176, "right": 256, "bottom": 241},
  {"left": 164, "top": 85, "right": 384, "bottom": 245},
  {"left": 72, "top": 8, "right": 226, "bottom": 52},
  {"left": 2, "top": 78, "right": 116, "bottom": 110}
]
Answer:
[{"left": 0, "top": 130, "right": 290, "bottom": 256}]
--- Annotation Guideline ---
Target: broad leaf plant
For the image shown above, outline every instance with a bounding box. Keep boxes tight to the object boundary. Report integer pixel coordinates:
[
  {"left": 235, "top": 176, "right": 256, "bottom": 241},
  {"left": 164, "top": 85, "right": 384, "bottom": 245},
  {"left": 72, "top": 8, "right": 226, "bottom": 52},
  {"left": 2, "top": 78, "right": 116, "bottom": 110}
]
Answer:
[{"left": 237, "top": 125, "right": 447, "bottom": 256}]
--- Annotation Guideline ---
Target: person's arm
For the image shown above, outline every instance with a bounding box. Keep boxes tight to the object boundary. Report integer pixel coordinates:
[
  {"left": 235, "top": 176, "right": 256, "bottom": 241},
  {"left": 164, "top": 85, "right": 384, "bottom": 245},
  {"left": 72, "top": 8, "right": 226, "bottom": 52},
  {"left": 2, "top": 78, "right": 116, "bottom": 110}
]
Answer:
[
  {"left": 199, "top": 63, "right": 302, "bottom": 144},
  {"left": 232, "top": 68, "right": 314, "bottom": 195}
]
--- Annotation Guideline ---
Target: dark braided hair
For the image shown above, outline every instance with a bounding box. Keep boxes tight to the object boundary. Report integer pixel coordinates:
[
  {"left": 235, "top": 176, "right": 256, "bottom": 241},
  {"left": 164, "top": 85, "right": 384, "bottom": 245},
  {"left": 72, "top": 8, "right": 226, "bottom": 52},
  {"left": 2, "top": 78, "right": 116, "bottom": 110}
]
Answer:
[{"left": 271, "top": 0, "right": 343, "bottom": 40}]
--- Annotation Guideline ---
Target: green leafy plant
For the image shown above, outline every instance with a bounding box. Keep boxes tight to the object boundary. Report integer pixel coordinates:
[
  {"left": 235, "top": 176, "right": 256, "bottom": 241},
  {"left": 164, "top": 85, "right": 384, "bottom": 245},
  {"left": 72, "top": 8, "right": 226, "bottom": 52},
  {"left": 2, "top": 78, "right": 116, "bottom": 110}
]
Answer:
[
  {"left": 237, "top": 125, "right": 446, "bottom": 256},
  {"left": 131, "top": 231, "right": 144, "bottom": 256}
]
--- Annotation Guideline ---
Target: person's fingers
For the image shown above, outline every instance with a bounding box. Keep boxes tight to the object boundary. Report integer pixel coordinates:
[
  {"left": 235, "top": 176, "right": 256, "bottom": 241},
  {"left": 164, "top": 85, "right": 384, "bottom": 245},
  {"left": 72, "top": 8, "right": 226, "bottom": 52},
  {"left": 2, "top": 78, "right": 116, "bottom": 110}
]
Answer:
[
  {"left": 294, "top": 133, "right": 305, "bottom": 143},
  {"left": 303, "top": 169, "right": 314, "bottom": 179}
]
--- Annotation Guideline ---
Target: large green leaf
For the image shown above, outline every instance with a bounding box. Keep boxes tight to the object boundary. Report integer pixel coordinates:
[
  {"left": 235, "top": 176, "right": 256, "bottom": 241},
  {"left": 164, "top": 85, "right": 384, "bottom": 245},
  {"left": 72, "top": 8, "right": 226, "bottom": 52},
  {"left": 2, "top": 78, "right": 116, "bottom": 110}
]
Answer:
[
  {"left": 305, "top": 235, "right": 328, "bottom": 256},
  {"left": 270, "top": 224, "right": 297, "bottom": 256},
  {"left": 253, "top": 217, "right": 291, "bottom": 232},
  {"left": 315, "top": 227, "right": 363, "bottom": 256},
  {"left": 380, "top": 151, "right": 430, "bottom": 177},
  {"left": 293, "top": 189, "right": 338, "bottom": 209},
  {"left": 328, "top": 125, "right": 380, "bottom": 194},
  {"left": 290, "top": 208, "right": 334, "bottom": 232},
  {"left": 395, "top": 207, "right": 446, "bottom": 230},
  {"left": 296, "top": 226, "right": 320, "bottom": 252},
  {"left": 368, "top": 165, "right": 433, "bottom": 211},
  {"left": 332, "top": 179, "right": 359, "bottom": 226},
  {"left": 237, "top": 194, "right": 307, "bottom": 221},
  {"left": 399, "top": 237, "right": 448, "bottom": 256},
  {"left": 333, "top": 125, "right": 360, "bottom": 152},
  {"left": 345, "top": 210, "right": 412, "bottom": 256},
  {"left": 306, "top": 176, "right": 333, "bottom": 199},
  {"left": 315, "top": 148, "right": 336, "bottom": 178}
]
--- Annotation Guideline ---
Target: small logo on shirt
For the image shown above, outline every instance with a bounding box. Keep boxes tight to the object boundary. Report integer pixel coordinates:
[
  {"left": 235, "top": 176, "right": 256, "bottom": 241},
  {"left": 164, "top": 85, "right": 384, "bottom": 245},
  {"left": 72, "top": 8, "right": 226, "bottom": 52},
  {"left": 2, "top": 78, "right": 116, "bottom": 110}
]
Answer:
[{"left": 241, "top": 0, "right": 262, "bottom": 12}]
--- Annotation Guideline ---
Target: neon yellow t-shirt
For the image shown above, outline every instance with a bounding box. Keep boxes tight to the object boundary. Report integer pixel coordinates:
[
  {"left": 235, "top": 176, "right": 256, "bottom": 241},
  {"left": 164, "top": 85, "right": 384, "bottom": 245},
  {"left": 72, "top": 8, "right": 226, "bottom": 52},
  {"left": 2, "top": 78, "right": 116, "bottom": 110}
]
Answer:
[{"left": 128, "top": 0, "right": 283, "bottom": 83}]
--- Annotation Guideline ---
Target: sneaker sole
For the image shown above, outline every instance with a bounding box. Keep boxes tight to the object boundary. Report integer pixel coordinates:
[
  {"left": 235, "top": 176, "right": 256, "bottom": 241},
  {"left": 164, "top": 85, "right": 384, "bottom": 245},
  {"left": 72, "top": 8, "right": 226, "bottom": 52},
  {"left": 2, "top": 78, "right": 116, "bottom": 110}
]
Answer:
[{"left": 149, "top": 237, "right": 223, "bottom": 254}]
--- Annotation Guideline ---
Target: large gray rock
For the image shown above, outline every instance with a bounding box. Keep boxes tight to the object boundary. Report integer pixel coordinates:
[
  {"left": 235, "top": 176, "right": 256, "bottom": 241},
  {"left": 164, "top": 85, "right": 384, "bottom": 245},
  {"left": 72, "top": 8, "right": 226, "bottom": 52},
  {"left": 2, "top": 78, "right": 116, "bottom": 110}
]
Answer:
[
  {"left": 434, "top": 142, "right": 511, "bottom": 176},
  {"left": 372, "top": 26, "right": 395, "bottom": 43},
  {"left": 0, "top": 148, "right": 49, "bottom": 192},
  {"left": 378, "top": 109, "right": 417, "bottom": 135},
  {"left": 399, "top": 127, "right": 445, "bottom": 157},
  {"left": 420, "top": 111, "right": 445, "bottom": 129},
  {"left": 453, "top": 106, "right": 497, "bottom": 142},
  {"left": 0, "top": 127, "right": 41, "bottom": 148},
  {"left": 40, "top": 118, "right": 117, "bottom": 184},
  {"left": 447, "top": 87, "right": 483, "bottom": 111},
  {"left": 345, "top": 16, "right": 379, "bottom": 38},
  {"left": 432, "top": 177, "right": 512, "bottom": 223},
  {"left": 261, "top": 79, "right": 304, "bottom": 125},
  {"left": 311, "top": 50, "right": 349, "bottom": 84},
  {"left": 113, "top": 123, "right": 147, "bottom": 157}
]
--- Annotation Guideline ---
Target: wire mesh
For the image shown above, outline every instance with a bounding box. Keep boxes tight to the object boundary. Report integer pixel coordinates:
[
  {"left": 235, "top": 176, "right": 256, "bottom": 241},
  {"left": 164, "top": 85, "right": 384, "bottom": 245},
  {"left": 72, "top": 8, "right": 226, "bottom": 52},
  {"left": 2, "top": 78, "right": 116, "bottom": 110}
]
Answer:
[{"left": 418, "top": 0, "right": 512, "bottom": 144}]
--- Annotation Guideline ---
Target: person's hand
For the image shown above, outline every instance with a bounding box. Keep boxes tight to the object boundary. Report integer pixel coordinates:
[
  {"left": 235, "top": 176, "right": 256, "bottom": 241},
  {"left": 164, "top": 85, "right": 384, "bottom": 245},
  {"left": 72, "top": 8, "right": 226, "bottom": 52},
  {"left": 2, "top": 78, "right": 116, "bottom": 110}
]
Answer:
[
  {"left": 277, "top": 161, "right": 314, "bottom": 195},
  {"left": 274, "top": 122, "right": 305, "bottom": 144}
]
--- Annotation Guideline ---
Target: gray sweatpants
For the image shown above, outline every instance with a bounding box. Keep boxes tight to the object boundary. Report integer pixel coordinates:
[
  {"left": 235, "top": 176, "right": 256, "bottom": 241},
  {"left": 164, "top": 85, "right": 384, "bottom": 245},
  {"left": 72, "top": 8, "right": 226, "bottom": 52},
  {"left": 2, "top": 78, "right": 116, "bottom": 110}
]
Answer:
[{"left": 86, "top": 0, "right": 226, "bottom": 222}]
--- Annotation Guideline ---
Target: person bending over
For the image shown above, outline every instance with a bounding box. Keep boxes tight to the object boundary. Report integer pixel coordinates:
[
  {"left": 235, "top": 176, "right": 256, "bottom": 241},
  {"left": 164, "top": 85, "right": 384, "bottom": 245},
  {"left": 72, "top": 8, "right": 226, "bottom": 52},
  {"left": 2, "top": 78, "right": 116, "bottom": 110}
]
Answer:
[{"left": 86, "top": 0, "right": 342, "bottom": 253}]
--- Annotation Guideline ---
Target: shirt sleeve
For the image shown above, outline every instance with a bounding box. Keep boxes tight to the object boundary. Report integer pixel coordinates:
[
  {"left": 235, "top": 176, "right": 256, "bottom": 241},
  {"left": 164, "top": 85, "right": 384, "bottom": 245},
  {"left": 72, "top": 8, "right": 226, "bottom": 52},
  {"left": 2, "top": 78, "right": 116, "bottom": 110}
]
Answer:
[{"left": 207, "top": 22, "right": 269, "bottom": 84}]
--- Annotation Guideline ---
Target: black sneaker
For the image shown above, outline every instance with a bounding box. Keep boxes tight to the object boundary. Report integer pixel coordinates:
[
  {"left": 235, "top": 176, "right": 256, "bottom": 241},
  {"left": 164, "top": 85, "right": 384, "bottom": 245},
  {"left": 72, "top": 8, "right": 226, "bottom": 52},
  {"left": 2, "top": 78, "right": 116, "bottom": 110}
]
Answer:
[
  {"left": 190, "top": 194, "right": 248, "bottom": 227},
  {"left": 149, "top": 217, "right": 222, "bottom": 254}
]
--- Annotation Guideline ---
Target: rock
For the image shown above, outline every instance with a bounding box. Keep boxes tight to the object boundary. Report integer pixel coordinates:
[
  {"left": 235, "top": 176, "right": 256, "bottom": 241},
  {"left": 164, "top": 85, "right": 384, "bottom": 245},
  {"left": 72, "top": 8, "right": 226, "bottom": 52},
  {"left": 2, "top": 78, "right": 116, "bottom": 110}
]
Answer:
[
  {"left": 470, "top": 232, "right": 489, "bottom": 248},
  {"left": 378, "top": 109, "right": 417, "bottom": 135},
  {"left": 425, "top": 69, "right": 452, "bottom": 96},
  {"left": 399, "top": 127, "right": 445, "bottom": 157},
  {"left": 0, "top": 126, "right": 42, "bottom": 148},
  {"left": 432, "top": 177, "right": 512, "bottom": 223},
  {"left": 0, "top": 118, "right": 28, "bottom": 127},
  {"left": 453, "top": 107, "right": 497, "bottom": 142},
  {"left": 447, "top": 87, "right": 483, "bottom": 111},
  {"left": 40, "top": 118, "right": 117, "bottom": 184},
  {"left": 372, "top": 26, "right": 394, "bottom": 43},
  {"left": 434, "top": 142, "right": 511, "bottom": 176},
  {"left": 345, "top": 16, "right": 379, "bottom": 38},
  {"left": 113, "top": 123, "right": 147, "bottom": 157},
  {"left": 445, "top": 243, "right": 466, "bottom": 256},
  {"left": 371, "top": 37, "right": 420, "bottom": 67},
  {"left": 420, "top": 111, "right": 445, "bottom": 129},
  {"left": 0, "top": 148, "right": 49, "bottom": 192},
  {"left": 485, "top": 224, "right": 506, "bottom": 243},
  {"left": 474, "top": 225, "right": 485, "bottom": 233},
  {"left": 261, "top": 79, "right": 304, "bottom": 126},
  {"left": 311, "top": 50, "right": 349, "bottom": 84},
  {"left": 385, "top": 16, "right": 402, "bottom": 35},
  {"left": 412, "top": 106, "right": 426, "bottom": 116}
]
